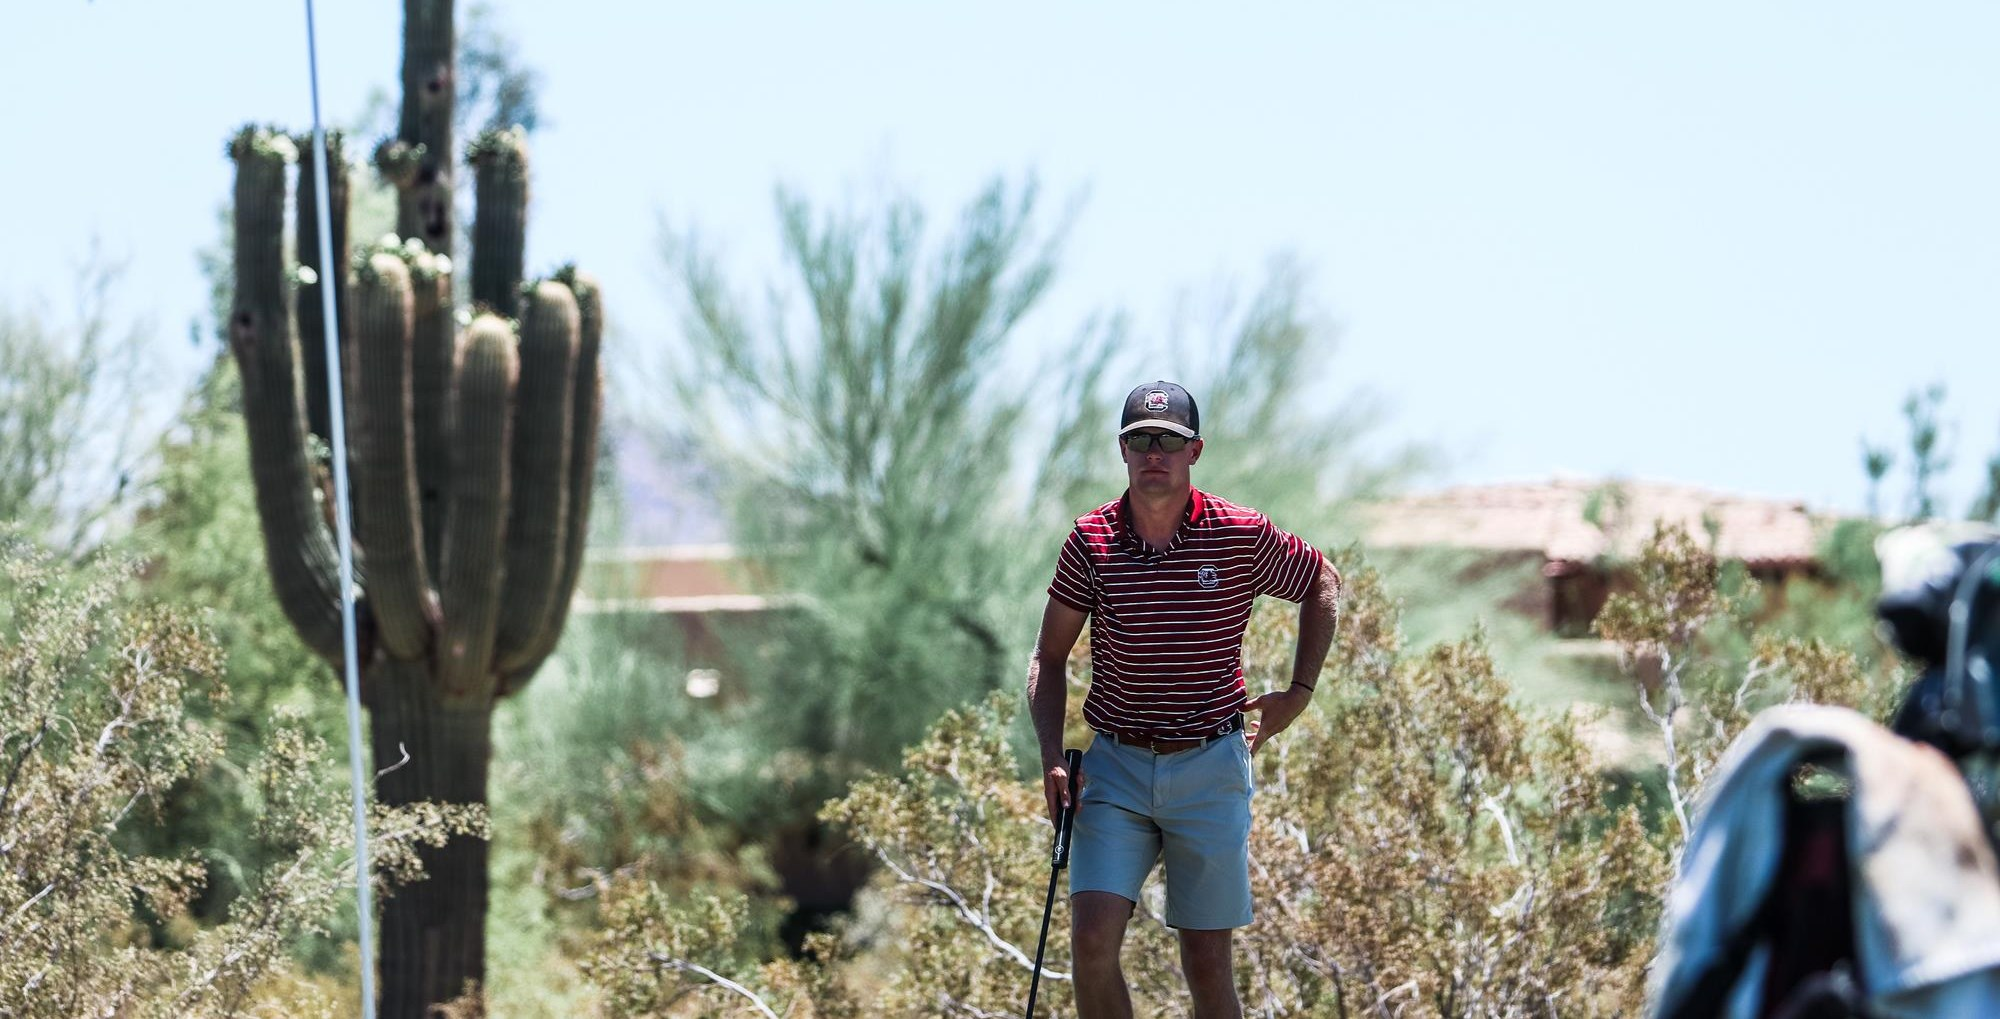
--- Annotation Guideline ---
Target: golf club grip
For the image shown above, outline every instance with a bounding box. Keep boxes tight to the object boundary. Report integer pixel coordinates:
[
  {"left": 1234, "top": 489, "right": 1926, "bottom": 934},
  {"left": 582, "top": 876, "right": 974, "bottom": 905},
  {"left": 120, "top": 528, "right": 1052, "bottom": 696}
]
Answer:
[{"left": 1053, "top": 748, "right": 1082, "bottom": 868}]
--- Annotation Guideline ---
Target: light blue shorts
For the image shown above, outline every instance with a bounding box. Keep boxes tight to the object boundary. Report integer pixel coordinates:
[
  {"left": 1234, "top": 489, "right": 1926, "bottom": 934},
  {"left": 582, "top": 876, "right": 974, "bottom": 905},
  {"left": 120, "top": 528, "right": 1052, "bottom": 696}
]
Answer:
[{"left": 1068, "top": 729, "right": 1255, "bottom": 930}]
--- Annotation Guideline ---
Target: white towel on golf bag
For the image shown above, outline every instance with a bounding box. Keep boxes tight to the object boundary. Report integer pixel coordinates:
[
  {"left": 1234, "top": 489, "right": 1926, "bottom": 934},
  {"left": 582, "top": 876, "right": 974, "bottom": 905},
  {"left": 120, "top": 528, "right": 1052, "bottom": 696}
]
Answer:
[{"left": 1650, "top": 703, "right": 2000, "bottom": 1019}]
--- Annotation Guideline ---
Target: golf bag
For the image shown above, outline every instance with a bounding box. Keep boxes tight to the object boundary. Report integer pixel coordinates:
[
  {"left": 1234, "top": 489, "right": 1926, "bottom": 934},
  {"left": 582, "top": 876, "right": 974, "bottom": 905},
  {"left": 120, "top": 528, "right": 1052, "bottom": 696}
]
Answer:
[{"left": 1652, "top": 529, "right": 2000, "bottom": 1019}]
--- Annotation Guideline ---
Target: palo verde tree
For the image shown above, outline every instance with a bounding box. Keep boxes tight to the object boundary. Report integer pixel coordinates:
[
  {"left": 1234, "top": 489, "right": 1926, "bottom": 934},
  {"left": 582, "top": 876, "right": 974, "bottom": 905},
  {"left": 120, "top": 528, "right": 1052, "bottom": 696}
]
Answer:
[
  {"left": 223, "top": 2, "right": 601, "bottom": 1014},
  {"left": 0, "top": 252, "right": 152, "bottom": 556}
]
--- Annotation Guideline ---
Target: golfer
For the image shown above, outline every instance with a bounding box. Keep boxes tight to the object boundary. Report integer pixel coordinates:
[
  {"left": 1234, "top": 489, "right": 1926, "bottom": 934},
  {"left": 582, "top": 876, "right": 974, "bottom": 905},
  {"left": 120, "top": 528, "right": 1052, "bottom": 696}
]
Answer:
[{"left": 1026, "top": 381, "right": 1341, "bottom": 1019}]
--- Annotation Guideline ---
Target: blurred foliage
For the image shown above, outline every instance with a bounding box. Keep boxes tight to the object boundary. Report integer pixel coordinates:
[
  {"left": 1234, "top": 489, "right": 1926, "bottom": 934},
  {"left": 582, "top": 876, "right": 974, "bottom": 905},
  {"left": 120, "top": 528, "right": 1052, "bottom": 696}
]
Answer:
[
  {"left": 1597, "top": 523, "right": 1905, "bottom": 842},
  {"left": 1172, "top": 260, "right": 1426, "bottom": 532},
  {"left": 1040, "top": 259, "right": 1431, "bottom": 550},
  {"left": 662, "top": 177, "right": 1065, "bottom": 796},
  {"left": 656, "top": 180, "right": 1421, "bottom": 838},
  {"left": 1860, "top": 381, "right": 2000, "bottom": 525},
  {"left": 581, "top": 552, "right": 1669, "bottom": 1017},
  {"left": 1976, "top": 440, "right": 2000, "bottom": 524},
  {"left": 1741, "top": 517, "right": 1890, "bottom": 670},
  {"left": 1861, "top": 439, "right": 1895, "bottom": 521},
  {"left": 0, "top": 250, "right": 153, "bottom": 554},
  {"left": 115, "top": 355, "right": 353, "bottom": 949},
  {"left": 569, "top": 523, "right": 1922, "bottom": 1018},
  {"left": 1365, "top": 547, "right": 1616, "bottom": 713},
  {"left": 487, "top": 608, "right": 789, "bottom": 1015},
  {"left": 458, "top": 1, "right": 543, "bottom": 136},
  {"left": 0, "top": 540, "right": 474, "bottom": 1018},
  {"left": 1902, "top": 384, "right": 1951, "bottom": 522}
]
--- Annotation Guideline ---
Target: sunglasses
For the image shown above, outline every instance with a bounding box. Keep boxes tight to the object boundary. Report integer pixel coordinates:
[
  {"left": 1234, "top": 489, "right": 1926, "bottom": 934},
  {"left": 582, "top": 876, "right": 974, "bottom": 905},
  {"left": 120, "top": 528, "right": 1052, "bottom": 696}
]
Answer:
[{"left": 1122, "top": 432, "right": 1196, "bottom": 453}]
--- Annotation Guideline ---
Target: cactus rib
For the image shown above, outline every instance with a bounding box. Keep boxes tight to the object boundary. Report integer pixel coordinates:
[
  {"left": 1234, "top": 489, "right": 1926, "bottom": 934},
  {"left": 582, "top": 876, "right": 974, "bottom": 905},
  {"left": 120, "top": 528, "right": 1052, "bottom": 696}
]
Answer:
[
  {"left": 435, "top": 314, "right": 516, "bottom": 702},
  {"left": 353, "top": 252, "right": 438, "bottom": 660},
  {"left": 226, "top": 127, "right": 349, "bottom": 665}
]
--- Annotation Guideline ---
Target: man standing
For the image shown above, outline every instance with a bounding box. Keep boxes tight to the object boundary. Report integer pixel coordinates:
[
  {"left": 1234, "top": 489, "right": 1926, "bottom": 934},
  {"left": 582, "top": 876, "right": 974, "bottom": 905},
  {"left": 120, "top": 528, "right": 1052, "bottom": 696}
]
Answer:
[{"left": 1026, "top": 381, "right": 1341, "bottom": 1019}]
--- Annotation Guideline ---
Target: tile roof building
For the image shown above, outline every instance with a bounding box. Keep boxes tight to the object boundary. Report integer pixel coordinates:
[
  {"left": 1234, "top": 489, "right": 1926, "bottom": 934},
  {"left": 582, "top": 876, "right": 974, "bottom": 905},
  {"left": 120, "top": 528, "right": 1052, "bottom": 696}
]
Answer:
[
  {"left": 576, "top": 545, "right": 779, "bottom": 700},
  {"left": 589, "top": 478, "right": 1832, "bottom": 646},
  {"left": 1365, "top": 478, "right": 1827, "bottom": 634}
]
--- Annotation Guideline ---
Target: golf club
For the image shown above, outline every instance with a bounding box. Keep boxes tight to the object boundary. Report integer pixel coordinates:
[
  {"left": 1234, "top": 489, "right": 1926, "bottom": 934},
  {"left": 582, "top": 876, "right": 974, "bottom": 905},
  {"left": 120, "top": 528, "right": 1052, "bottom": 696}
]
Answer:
[{"left": 1026, "top": 747, "right": 1082, "bottom": 1019}]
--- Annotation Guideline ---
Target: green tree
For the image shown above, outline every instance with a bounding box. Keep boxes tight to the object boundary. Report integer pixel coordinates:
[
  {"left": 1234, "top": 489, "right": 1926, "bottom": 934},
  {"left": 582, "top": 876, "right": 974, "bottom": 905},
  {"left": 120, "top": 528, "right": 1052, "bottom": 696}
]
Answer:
[
  {"left": 1130, "top": 259, "right": 1425, "bottom": 538},
  {"left": 457, "top": 1, "right": 542, "bottom": 137},
  {"left": 652, "top": 180, "right": 1424, "bottom": 977},
  {"left": 1971, "top": 432, "right": 2000, "bottom": 523},
  {"left": 1861, "top": 439, "right": 1894, "bottom": 520},
  {"left": 0, "top": 253, "right": 152, "bottom": 554},
  {"left": 1861, "top": 385, "right": 2000, "bottom": 523},
  {"left": 662, "top": 192, "right": 1415, "bottom": 791},
  {"left": 221, "top": 2, "right": 602, "bottom": 1012},
  {"left": 663, "top": 179, "right": 1069, "bottom": 788},
  {"left": 1902, "top": 383, "right": 1951, "bottom": 521}
]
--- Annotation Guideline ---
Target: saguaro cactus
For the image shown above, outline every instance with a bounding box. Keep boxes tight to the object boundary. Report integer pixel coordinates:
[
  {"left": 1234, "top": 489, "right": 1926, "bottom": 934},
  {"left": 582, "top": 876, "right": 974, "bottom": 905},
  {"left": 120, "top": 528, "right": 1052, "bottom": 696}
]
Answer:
[{"left": 223, "top": 3, "right": 600, "bottom": 1013}]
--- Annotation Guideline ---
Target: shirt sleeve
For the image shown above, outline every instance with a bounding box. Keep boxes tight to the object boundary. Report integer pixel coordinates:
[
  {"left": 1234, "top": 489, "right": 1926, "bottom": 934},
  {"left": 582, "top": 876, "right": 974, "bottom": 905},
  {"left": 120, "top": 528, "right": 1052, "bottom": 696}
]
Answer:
[
  {"left": 1046, "top": 528, "right": 1096, "bottom": 613},
  {"left": 1250, "top": 515, "right": 1325, "bottom": 603}
]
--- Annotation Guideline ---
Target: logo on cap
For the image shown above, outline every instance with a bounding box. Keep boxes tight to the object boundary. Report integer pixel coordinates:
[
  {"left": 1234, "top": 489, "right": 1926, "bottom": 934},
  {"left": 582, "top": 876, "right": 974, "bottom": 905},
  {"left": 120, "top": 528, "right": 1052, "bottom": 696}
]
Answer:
[{"left": 1145, "top": 390, "right": 1170, "bottom": 413}]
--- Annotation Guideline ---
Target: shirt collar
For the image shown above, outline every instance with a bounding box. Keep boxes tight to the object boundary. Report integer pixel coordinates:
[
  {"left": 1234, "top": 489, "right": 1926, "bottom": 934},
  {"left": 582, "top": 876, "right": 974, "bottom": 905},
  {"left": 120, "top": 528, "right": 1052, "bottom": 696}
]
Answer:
[{"left": 1115, "top": 488, "right": 1205, "bottom": 561}]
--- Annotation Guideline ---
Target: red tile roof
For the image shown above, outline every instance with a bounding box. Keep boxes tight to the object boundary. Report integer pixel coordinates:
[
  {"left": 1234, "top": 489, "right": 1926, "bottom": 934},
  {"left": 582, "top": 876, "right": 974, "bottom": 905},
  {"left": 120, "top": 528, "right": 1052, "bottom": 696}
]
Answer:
[
  {"left": 1364, "top": 478, "right": 1823, "bottom": 569},
  {"left": 578, "top": 545, "right": 775, "bottom": 612},
  {"left": 595, "top": 480, "right": 1829, "bottom": 608}
]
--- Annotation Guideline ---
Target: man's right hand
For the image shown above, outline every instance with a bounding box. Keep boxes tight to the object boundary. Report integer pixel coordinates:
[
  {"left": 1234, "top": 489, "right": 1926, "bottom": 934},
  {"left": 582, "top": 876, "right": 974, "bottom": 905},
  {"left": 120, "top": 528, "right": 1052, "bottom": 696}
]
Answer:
[{"left": 1043, "top": 757, "right": 1083, "bottom": 825}]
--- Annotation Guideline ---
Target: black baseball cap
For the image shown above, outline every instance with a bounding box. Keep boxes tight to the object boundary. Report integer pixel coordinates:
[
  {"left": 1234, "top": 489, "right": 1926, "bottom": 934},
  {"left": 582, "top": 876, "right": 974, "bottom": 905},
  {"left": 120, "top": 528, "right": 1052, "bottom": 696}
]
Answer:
[{"left": 1119, "top": 381, "right": 1200, "bottom": 438}]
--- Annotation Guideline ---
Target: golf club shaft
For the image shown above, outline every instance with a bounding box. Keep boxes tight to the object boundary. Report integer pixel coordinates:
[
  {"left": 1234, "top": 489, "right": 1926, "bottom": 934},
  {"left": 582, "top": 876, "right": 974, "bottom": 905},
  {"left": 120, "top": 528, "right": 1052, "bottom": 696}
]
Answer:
[
  {"left": 1026, "top": 748, "right": 1082, "bottom": 1019},
  {"left": 1026, "top": 866, "right": 1062, "bottom": 1017}
]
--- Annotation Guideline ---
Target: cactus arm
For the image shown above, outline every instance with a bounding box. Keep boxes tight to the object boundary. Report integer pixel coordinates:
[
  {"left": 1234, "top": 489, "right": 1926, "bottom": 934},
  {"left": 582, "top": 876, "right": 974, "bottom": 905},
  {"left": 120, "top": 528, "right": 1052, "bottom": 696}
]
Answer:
[
  {"left": 352, "top": 252, "right": 439, "bottom": 661},
  {"left": 225, "top": 127, "right": 351, "bottom": 666},
  {"left": 499, "top": 271, "right": 602, "bottom": 696},
  {"left": 295, "top": 131, "right": 351, "bottom": 444},
  {"left": 396, "top": 0, "right": 457, "bottom": 262},
  {"left": 436, "top": 314, "right": 516, "bottom": 702},
  {"left": 467, "top": 128, "right": 529, "bottom": 317},
  {"left": 412, "top": 267, "right": 454, "bottom": 575},
  {"left": 492, "top": 281, "right": 579, "bottom": 672}
]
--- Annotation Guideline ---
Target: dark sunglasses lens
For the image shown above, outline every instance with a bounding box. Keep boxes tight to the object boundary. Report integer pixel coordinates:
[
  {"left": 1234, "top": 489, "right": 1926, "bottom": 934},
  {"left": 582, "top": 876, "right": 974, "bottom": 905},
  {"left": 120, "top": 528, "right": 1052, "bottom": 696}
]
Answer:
[{"left": 1123, "top": 433, "right": 1189, "bottom": 452}]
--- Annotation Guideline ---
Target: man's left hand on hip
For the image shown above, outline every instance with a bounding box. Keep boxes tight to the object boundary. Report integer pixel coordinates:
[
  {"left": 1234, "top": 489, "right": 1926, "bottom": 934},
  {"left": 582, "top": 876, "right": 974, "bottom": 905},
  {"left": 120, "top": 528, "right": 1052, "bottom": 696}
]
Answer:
[{"left": 1244, "top": 685, "right": 1313, "bottom": 755}]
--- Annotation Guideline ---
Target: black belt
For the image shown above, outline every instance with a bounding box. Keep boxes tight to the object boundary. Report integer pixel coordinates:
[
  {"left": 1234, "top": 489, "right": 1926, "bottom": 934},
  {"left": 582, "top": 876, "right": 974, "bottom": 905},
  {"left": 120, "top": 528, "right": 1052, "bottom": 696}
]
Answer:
[{"left": 1098, "top": 713, "right": 1242, "bottom": 755}]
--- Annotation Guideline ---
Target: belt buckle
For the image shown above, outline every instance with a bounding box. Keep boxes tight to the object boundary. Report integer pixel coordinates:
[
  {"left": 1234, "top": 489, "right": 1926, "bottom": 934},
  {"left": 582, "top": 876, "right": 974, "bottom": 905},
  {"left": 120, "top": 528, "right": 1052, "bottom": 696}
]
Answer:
[
  {"left": 1107, "top": 717, "right": 1239, "bottom": 755},
  {"left": 1114, "top": 731, "right": 1174, "bottom": 754}
]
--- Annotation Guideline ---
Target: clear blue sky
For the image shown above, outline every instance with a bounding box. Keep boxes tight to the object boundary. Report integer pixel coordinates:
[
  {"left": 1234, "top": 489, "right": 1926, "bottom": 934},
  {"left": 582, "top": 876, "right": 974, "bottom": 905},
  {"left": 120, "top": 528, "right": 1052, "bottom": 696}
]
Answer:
[{"left": 4, "top": 1, "right": 1998, "bottom": 515}]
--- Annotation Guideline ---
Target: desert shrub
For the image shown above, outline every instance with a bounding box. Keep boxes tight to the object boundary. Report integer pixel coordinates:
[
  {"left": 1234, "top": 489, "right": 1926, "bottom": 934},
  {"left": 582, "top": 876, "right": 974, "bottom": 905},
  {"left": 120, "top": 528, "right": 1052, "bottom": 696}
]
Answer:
[
  {"left": 118, "top": 356, "right": 354, "bottom": 932},
  {"left": 575, "top": 525, "right": 1908, "bottom": 1017},
  {"left": 486, "top": 609, "right": 791, "bottom": 1015},
  {"left": 584, "top": 553, "right": 1666, "bottom": 1017},
  {"left": 0, "top": 540, "right": 477, "bottom": 1017},
  {"left": 1595, "top": 523, "right": 1903, "bottom": 842}
]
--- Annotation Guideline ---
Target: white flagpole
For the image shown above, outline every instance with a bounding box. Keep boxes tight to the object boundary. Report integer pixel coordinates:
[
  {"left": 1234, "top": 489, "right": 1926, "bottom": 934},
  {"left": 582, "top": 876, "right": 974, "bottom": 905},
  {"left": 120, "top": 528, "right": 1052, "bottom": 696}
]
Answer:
[{"left": 300, "top": 2, "right": 378, "bottom": 1015}]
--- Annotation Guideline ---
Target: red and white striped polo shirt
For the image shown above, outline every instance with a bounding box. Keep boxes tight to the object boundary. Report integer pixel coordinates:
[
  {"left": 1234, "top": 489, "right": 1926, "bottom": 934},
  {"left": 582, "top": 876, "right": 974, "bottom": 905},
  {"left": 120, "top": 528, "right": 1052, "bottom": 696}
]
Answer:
[{"left": 1047, "top": 488, "right": 1325, "bottom": 739}]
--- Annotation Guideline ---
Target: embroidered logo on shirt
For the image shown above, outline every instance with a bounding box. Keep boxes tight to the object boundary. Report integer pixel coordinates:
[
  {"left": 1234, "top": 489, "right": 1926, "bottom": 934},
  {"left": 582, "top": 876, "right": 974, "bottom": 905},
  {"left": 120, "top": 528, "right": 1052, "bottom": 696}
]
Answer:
[{"left": 1196, "top": 565, "right": 1219, "bottom": 589}]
